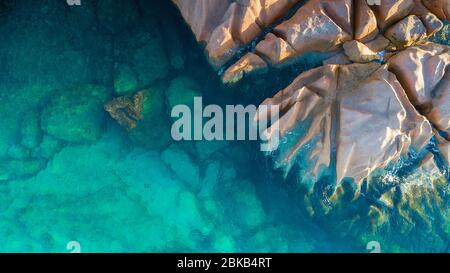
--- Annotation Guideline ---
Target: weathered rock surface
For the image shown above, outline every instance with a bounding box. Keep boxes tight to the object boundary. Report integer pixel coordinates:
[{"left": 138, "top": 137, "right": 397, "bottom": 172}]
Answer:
[
  {"left": 384, "top": 15, "right": 427, "bottom": 48},
  {"left": 422, "top": 0, "right": 450, "bottom": 20},
  {"left": 257, "top": 62, "right": 435, "bottom": 184},
  {"left": 174, "top": 0, "right": 449, "bottom": 81},
  {"left": 174, "top": 0, "right": 450, "bottom": 250},
  {"left": 343, "top": 40, "right": 380, "bottom": 63},
  {"left": 173, "top": 0, "right": 301, "bottom": 68},
  {"left": 128, "top": 86, "right": 173, "bottom": 150},
  {"left": 388, "top": 42, "right": 450, "bottom": 139},
  {"left": 222, "top": 52, "right": 268, "bottom": 84},
  {"left": 354, "top": 0, "right": 378, "bottom": 42}
]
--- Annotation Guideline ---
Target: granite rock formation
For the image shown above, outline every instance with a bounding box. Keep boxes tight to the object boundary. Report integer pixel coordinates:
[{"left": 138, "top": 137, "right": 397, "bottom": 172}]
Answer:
[
  {"left": 265, "top": 45, "right": 450, "bottom": 178},
  {"left": 173, "top": 0, "right": 449, "bottom": 83},
  {"left": 172, "top": 0, "right": 301, "bottom": 68},
  {"left": 174, "top": 0, "right": 450, "bottom": 182}
]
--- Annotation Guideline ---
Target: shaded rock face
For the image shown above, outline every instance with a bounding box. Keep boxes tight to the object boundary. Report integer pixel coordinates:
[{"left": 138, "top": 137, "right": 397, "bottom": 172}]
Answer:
[{"left": 172, "top": 0, "right": 301, "bottom": 68}]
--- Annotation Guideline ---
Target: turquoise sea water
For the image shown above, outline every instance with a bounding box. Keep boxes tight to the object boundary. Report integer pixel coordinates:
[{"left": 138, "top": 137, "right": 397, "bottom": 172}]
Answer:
[{"left": 0, "top": 1, "right": 448, "bottom": 253}]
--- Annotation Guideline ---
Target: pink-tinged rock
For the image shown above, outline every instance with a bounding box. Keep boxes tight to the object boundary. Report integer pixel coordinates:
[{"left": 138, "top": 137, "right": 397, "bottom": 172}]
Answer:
[
  {"left": 388, "top": 43, "right": 450, "bottom": 137},
  {"left": 173, "top": 0, "right": 300, "bottom": 69},
  {"left": 354, "top": 0, "right": 379, "bottom": 42},
  {"left": 384, "top": 15, "right": 427, "bottom": 49},
  {"left": 343, "top": 40, "right": 380, "bottom": 63},
  {"left": 371, "top": 0, "right": 415, "bottom": 30},
  {"left": 422, "top": 0, "right": 450, "bottom": 20},
  {"left": 255, "top": 33, "right": 296, "bottom": 65},
  {"left": 249, "top": 0, "right": 302, "bottom": 27},
  {"left": 172, "top": 0, "right": 231, "bottom": 43},
  {"left": 416, "top": 153, "right": 443, "bottom": 175},
  {"left": 412, "top": 0, "right": 444, "bottom": 36},
  {"left": 221, "top": 52, "right": 268, "bottom": 84},
  {"left": 257, "top": 63, "right": 433, "bottom": 184},
  {"left": 271, "top": 0, "right": 353, "bottom": 57},
  {"left": 365, "top": 35, "right": 392, "bottom": 52},
  {"left": 323, "top": 52, "right": 351, "bottom": 65},
  {"left": 427, "top": 72, "right": 450, "bottom": 138},
  {"left": 438, "top": 137, "right": 449, "bottom": 165},
  {"left": 388, "top": 43, "right": 450, "bottom": 106}
]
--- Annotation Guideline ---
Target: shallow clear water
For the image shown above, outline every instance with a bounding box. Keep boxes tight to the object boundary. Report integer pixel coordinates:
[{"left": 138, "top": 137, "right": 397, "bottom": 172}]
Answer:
[{"left": 0, "top": 1, "right": 448, "bottom": 253}]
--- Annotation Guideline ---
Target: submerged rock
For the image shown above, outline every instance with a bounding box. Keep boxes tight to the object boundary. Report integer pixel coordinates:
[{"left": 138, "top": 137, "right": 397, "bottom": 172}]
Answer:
[
  {"left": 105, "top": 91, "right": 145, "bottom": 130},
  {"left": 0, "top": 158, "right": 42, "bottom": 181},
  {"left": 34, "top": 135, "right": 63, "bottom": 160},
  {"left": 20, "top": 111, "right": 43, "bottom": 150},
  {"left": 389, "top": 43, "right": 450, "bottom": 139},
  {"left": 222, "top": 53, "right": 268, "bottom": 84},
  {"left": 128, "top": 86, "right": 172, "bottom": 150},
  {"left": 161, "top": 144, "right": 201, "bottom": 191},
  {"left": 114, "top": 28, "right": 169, "bottom": 95},
  {"left": 40, "top": 85, "right": 109, "bottom": 144},
  {"left": 174, "top": 0, "right": 449, "bottom": 83},
  {"left": 166, "top": 76, "right": 202, "bottom": 110}
]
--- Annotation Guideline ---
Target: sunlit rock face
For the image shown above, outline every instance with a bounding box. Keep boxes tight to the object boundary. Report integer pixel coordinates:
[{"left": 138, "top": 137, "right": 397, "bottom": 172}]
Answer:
[
  {"left": 257, "top": 62, "right": 435, "bottom": 184},
  {"left": 172, "top": 0, "right": 301, "bottom": 68},
  {"left": 173, "top": 0, "right": 449, "bottom": 81},
  {"left": 388, "top": 42, "right": 450, "bottom": 139}
]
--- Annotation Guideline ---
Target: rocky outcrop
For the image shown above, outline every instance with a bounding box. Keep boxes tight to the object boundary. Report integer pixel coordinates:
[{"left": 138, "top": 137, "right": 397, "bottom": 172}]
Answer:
[
  {"left": 343, "top": 40, "right": 380, "bottom": 63},
  {"left": 256, "top": 62, "right": 437, "bottom": 184},
  {"left": 172, "top": 0, "right": 301, "bottom": 68},
  {"left": 174, "top": 0, "right": 450, "bottom": 83},
  {"left": 222, "top": 53, "right": 268, "bottom": 84},
  {"left": 175, "top": 0, "right": 450, "bottom": 181},
  {"left": 252, "top": 0, "right": 354, "bottom": 68},
  {"left": 127, "top": 86, "right": 173, "bottom": 150},
  {"left": 388, "top": 42, "right": 450, "bottom": 139},
  {"left": 41, "top": 85, "right": 108, "bottom": 144}
]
